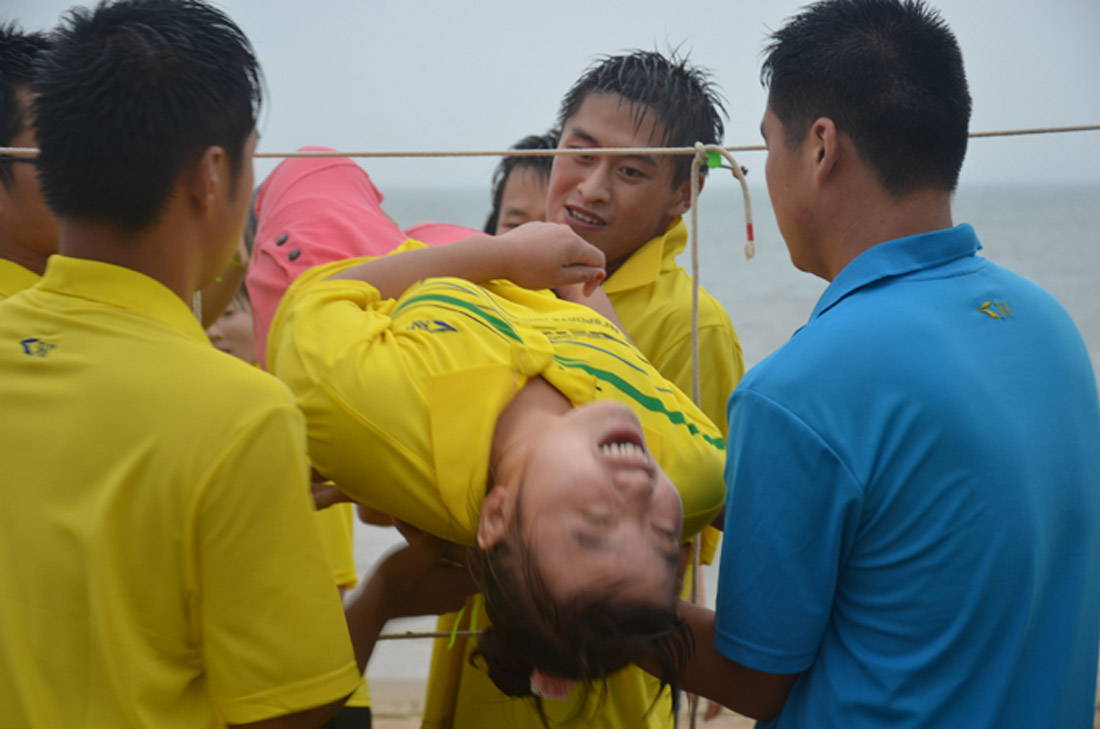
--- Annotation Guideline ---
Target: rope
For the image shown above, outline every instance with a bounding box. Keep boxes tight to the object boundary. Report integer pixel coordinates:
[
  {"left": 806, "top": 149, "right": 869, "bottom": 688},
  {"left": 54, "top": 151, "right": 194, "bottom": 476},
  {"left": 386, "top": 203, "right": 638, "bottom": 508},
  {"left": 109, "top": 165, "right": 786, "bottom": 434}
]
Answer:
[
  {"left": 685, "top": 141, "right": 753, "bottom": 729},
  {"left": 2, "top": 122, "right": 1097, "bottom": 161},
  {"left": 379, "top": 630, "right": 483, "bottom": 641}
]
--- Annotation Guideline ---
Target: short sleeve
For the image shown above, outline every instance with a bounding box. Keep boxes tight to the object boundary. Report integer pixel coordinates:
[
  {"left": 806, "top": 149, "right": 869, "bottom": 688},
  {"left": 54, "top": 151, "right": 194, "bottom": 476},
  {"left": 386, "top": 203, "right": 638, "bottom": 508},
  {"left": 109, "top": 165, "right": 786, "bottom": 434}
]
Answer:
[
  {"left": 191, "top": 403, "right": 359, "bottom": 724},
  {"left": 652, "top": 314, "right": 744, "bottom": 439},
  {"left": 714, "top": 388, "right": 863, "bottom": 674},
  {"left": 315, "top": 503, "right": 358, "bottom": 590}
]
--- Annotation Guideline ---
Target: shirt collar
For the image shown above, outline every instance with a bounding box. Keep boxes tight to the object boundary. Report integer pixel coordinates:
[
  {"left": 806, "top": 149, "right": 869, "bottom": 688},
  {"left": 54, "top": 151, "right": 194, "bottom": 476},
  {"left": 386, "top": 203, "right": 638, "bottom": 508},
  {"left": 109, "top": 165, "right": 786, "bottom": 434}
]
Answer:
[
  {"left": 0, "top": 258, "right": 41, "bottom": 298},
  {"left": 37, "top": 256, "right": 209, "bottom": 343},
  {"left": 810, "top": 224, "right": 981, "bottom": 322},
  {"left": 602, "top": 217, "right": 687, "bottom": 293}
]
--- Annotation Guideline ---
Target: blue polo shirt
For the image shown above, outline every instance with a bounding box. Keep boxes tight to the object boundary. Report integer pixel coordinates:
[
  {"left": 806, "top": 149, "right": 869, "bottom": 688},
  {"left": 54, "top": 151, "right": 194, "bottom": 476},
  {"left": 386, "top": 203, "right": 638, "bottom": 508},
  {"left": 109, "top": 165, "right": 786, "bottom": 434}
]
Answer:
[{"left": 716, "top": 224, "right": 1100, "bottom": 728}]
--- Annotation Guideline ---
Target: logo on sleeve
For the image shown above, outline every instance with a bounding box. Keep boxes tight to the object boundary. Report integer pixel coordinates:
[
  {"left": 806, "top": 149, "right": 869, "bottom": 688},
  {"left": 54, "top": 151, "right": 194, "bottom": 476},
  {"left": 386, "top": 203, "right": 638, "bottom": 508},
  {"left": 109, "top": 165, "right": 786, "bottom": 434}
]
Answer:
[
  {"left": 20, "top": 337, "right": 56, "bottom": 357},
  {"left": 408, "top": 320, "right": 457, "bottom": 333},
  {"left": 978, "top": 301, "right": 1012, "bottom": 319}
]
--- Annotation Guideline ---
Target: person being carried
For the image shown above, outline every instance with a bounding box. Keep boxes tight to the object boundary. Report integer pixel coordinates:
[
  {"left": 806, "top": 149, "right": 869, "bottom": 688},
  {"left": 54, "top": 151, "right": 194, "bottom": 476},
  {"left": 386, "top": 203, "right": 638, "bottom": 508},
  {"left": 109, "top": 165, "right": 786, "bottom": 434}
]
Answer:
[
  {"left": 655, "top": 1, "right": 1100, "bottom": 726},
  {"left": 418, "top": 49, "right": 744, "bottom": 729},
  {"left": 265, "top": 200, "right": 727, "bottom": 725},
  {"left": 0, "top": 23, "right": 57, "bottom": 300}
]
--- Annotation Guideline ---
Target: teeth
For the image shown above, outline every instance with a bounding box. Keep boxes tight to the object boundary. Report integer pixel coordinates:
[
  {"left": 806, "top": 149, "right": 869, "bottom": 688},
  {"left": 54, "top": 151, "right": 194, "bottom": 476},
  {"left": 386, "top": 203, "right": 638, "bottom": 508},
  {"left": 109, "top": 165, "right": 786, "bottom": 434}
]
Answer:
[
  {"left": 570, "top": 208, "right": 603, "bottom": 225},
  {"left": 600, "top": 441, "right": 646, "bottom": 460}
]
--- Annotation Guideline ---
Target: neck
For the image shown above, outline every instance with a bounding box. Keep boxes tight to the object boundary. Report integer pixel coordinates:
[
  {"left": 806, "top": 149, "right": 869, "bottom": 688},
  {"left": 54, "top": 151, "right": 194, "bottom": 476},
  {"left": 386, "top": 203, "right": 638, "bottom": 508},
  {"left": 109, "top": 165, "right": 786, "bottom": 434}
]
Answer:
[
  {"left": 0, "top": 242, "right": 50, "bottom": 276},
  {"left": 57, "top": 213, "right": 203, "bottom": 304},
  {"left": 815, "top": 181, "right": 954, "bottom": 281},
  {"left": 489, "top": 377, "right": 572, "bottom": 491}
]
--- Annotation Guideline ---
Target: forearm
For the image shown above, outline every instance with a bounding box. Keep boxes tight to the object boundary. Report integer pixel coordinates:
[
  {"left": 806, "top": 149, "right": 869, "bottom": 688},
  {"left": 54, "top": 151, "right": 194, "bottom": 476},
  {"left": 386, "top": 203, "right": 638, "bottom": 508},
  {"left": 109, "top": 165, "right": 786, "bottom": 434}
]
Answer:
[
  {"left": 341, "top": 532, "right": 475, "bottom": 675},
  {"left": 663, "top": 602, "right": 798, "bottom": 720},
  {"left": 328, "top": 234, "right": 504, "bottom": 299},
  {"left": 343, "top": 573, "right": 392, "bottom": 675}
]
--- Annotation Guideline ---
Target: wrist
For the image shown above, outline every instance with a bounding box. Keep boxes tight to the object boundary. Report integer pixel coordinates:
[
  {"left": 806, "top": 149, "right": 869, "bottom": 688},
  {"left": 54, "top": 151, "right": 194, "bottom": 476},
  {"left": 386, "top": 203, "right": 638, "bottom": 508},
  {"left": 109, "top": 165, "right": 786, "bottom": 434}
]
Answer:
[{"left": 456, "top": 233, "right": 511, "bottom": 282}]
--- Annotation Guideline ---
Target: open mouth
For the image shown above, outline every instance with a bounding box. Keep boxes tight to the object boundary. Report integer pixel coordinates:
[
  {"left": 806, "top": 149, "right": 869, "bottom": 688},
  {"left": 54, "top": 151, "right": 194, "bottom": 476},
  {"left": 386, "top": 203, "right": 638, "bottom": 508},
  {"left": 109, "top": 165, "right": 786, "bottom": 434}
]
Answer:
[
  {"left": 566, "top": 205, "right": 606, "bottom": 227},
  {"left": 598, "top": 429, "right": 649, "bottom": 468}
]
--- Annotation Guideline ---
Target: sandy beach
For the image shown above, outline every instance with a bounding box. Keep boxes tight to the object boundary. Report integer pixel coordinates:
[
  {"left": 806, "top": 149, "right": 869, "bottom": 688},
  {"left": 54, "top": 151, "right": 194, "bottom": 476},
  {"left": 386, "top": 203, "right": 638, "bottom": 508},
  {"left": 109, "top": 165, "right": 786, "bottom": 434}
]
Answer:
[
  {"left": 367, "top": 676, "right": 1100, "bottom": 728},
  {"left": 367, "top": 677, "right": 758, "bottom": 729}
]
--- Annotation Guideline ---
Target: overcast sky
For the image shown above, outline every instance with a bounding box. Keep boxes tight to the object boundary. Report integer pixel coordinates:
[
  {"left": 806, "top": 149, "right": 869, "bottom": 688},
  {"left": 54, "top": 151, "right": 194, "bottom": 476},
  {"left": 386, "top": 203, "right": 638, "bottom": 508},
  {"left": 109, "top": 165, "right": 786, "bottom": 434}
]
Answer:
[{"left": 7, "top": 0, "right": 1100, "bottom": 191}]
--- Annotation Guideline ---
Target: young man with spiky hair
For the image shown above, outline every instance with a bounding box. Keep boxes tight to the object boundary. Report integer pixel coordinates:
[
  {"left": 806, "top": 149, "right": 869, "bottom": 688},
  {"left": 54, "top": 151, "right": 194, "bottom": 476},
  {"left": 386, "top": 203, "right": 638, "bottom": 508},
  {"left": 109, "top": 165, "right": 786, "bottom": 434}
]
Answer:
[
  {"left": 549, "top": 49, "right": 743, "bottom": 436},
  {"left": 0, "top": 2, "right": 473, "bottom": 726},
  {"left": 0, "top": 23, "right": 57, "bottom": 300},
  {"left": 658, "top": 1, "right": 1100, "bottom": 726}
]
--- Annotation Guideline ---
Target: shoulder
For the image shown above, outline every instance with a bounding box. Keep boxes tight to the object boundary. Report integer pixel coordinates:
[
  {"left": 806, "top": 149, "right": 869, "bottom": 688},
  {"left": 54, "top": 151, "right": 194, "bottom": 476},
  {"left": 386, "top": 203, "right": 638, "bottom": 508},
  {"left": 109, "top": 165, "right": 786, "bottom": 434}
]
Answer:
[{"left": 167, "top": 343, "right": 302, "bottom": 437}]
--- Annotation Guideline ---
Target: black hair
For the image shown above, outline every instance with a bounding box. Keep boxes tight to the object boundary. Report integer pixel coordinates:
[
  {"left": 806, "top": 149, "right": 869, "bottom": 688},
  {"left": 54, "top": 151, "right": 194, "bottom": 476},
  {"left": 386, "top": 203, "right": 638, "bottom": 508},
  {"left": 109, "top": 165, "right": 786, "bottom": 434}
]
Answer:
[
  {"left": 762, "top": 0, "right": 971, "bottom": 194},
  {"left": 0, "top": 23, "right": 51, "bottom": 187},
  {"left": 472, "top": 506, "right": 692, "bottom": 722},
  {"left": 483, "top": 129, "right": 559, "bottom": 235},
  {"left": 242, "top": 186, "right": 261, "bottom": 254},
  {"left": 32, "top": 0, "right": 263, "bottom": 231},
  {"left": 557, "top": 49, "right": 726, "bottom": 188}
]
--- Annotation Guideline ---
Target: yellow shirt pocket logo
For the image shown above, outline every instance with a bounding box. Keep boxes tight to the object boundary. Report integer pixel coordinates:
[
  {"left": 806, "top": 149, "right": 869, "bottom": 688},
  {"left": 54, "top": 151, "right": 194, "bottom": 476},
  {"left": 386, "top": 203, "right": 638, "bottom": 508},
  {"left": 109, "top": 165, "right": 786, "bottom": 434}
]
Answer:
[{"left": 978, "top": 301, "right": 1012, "bottom": 319}]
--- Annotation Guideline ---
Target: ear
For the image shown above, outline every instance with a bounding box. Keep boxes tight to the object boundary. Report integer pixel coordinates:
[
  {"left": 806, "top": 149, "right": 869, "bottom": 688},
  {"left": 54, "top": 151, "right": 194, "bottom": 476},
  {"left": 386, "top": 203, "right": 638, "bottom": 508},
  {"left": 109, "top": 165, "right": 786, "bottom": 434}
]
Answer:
[
  {"left": 477, "top": 485, "right": 515, "bottom": 550},
  {"left": 189, "top": 144, "right": 230, "bottom": 217},
  {"left": 808, "top": 117, "right": 841, "bottom": 182},
  {"left": 663, "top": 176, "right": 696, "bottom": 220}
]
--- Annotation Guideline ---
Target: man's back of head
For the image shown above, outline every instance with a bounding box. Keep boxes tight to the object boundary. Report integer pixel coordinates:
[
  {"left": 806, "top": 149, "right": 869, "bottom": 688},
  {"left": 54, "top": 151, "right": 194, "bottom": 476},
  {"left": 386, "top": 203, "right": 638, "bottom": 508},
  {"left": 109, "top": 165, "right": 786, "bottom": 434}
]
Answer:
[
  {"left": 762, "top": 0, "right": 971, "bottom": 195},
  {"left": 32, "top": 0, "right": 263, "bottom": 234}
]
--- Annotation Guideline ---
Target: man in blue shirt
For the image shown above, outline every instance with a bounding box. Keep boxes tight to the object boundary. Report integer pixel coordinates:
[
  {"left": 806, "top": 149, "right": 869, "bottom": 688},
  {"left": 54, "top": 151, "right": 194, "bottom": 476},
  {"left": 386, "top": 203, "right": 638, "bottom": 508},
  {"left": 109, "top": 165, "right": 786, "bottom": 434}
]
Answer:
[{"left": 660, "top": 1, "right": 1100, "bottom": 726}]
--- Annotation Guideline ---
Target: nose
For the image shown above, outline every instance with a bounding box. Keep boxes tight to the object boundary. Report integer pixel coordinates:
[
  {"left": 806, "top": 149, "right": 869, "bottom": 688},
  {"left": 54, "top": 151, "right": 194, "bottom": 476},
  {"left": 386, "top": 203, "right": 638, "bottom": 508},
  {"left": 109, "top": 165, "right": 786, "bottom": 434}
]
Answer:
[
  {"left": 576, "top": 159, "right": 612, "bottom": 204},
  {"left": 612, "top": 468, "right": 654, "bottom": 510}
]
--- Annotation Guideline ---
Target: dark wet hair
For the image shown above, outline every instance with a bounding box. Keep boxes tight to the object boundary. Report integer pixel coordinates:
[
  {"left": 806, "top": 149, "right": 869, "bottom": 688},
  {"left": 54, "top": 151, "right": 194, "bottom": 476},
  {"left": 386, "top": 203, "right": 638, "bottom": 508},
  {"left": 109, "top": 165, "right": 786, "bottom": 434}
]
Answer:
[
  {"left": 472, "top": 503, "right": 692, "bottom": 721},
  {"left": 0, "top": 23, "right": 51, "bottom": 187},
  {"left": 32, "top": 0, "right": 263, "bottom": 231},
  {"left": 483, "top": 129, "right": 559, "bottom": 235},
  {"left": 762, "top": 0, "right": 971, "bottom": 194},
  {"left": 557, "top": 49, "right": 726, "bottom": 188},
  {"left": 242, "top": 186, "right": 261, "bottom": 254}
]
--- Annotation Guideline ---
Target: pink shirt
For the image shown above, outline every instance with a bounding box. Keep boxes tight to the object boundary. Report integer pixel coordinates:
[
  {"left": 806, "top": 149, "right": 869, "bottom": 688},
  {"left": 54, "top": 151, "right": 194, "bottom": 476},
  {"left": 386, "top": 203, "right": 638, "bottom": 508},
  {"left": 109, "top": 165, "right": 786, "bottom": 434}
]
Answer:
[{"left": 246, "top": 147, "right": 405, "bottom": 366}]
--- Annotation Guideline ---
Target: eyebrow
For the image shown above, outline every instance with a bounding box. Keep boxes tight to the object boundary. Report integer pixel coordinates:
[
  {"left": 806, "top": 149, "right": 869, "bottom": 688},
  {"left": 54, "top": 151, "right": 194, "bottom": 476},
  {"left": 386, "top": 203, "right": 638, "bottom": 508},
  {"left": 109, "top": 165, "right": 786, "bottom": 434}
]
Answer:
[
  {"left": 571, "top": 530, "right": 679, "bottom": 570},
  {"left": 566, "top": 126, "right": 659, "bottom": 168}
]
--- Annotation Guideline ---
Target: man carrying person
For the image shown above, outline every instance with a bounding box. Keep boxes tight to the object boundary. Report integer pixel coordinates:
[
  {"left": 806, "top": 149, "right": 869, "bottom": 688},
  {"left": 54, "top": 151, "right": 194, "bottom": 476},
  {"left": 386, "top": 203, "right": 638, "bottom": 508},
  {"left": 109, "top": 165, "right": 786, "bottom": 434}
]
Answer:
[
  {"left": 659, "top": 1, "right": 1100, "bottom": 726},
  {"left": 0, "top": 2, "right": 471, "bottom": 726}
]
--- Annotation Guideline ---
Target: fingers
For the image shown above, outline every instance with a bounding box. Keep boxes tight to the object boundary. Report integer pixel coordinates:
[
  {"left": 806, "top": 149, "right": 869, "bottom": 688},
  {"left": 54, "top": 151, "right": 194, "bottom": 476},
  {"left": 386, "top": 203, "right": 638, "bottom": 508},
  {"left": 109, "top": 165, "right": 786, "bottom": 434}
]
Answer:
[
  {"left": 392, "top": 518, "right": 424, "bottom": 543},
  {"left": 582, "top": 269, "right": 605, "bottom": 297},
  {"left": 311, "top": 481, "right": 352, "bottom": 510}
]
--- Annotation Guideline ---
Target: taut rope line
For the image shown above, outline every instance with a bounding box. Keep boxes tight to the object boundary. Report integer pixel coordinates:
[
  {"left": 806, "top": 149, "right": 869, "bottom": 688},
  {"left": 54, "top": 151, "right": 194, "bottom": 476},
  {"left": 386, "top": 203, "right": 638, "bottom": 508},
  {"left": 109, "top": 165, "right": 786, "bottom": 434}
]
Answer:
[{"left": 2, "top": 122, "right": 1098, "bottom": 160}]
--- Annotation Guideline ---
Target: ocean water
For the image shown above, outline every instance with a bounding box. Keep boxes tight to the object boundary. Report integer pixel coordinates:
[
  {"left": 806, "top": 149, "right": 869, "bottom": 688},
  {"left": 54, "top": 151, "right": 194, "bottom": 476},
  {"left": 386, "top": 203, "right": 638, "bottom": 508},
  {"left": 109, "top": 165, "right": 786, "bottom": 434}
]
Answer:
[{"left": 361, "top": 180, "right": 1100, "bottom": 681}]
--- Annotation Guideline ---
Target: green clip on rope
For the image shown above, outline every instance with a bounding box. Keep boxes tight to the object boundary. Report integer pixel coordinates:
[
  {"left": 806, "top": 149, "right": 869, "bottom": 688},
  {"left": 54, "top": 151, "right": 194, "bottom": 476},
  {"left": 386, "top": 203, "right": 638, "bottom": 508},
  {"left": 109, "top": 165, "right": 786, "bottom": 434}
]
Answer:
[
  {"left": 446, "top": 597, "right": 482, "bottom": 650},
  {"left": 706, "top": 150, "right": 723, "bottom": 169},
  {"left": 447, "top": 606, "right": 465, "bottom": 649}
]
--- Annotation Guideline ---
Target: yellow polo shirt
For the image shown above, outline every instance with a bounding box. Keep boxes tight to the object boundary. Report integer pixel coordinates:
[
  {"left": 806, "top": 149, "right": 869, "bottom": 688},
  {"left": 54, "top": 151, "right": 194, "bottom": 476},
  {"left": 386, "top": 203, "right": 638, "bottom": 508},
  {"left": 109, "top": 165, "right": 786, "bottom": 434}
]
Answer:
[
  {"left": 0, "top": 256, "right": 360, "bottom": 727},
  {"left": 269, "top": 245, "right": 726, "bottom": 729},
  {"left": 0, "top": 257, "right": 40, "bottom": 300},
  {"left": 604, "top": 217, "right": 744, "bottom": 438},
  {"left": 269, "top": 250, "right": 725, "bottom": 546}
]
